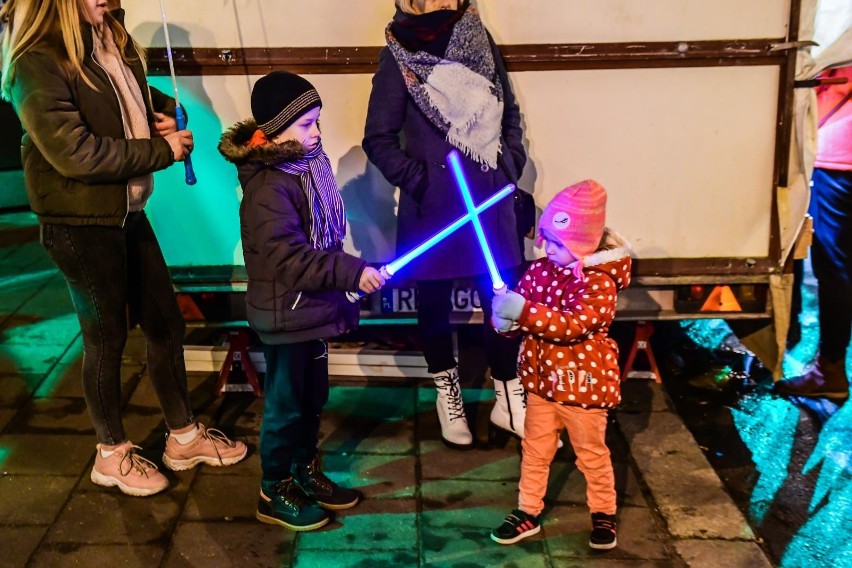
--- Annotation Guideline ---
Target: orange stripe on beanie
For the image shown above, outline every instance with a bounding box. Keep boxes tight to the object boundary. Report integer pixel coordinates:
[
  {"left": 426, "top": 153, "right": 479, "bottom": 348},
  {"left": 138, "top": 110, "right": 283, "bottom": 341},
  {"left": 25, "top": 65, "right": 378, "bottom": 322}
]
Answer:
[{"left": 537, "top": 180, "right": 607, "bottom": 275}]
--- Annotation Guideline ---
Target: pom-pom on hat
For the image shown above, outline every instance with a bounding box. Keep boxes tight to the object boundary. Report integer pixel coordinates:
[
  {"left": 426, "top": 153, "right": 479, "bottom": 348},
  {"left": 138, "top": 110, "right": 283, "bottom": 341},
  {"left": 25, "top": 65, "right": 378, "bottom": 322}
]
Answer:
[
  {"left": 251, "top": 71, "right": 322, "bottom": 137},
  {"left": 537, "top": 179, "right": 607, "bottom": 276}
]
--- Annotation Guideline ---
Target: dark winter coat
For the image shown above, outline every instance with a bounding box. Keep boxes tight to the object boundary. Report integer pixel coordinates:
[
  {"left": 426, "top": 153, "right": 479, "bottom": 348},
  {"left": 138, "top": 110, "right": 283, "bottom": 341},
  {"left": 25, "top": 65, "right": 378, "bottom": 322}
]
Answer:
[
  {"left": 219, "top": 120, "right": 366, "bottom": 345},
  {"left": 10, "top": 10, "right": 176, "bottom": 227},
  {"left": 362, "top": 36, "right": 525, "bottom": 281}
]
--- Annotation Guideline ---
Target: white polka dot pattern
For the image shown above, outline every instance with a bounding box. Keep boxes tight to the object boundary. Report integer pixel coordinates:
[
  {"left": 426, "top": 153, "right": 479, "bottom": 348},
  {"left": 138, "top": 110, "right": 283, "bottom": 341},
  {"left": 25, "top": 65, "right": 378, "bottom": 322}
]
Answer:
[{"left": 510, "top": 254, "right": 632, "bottom": 409}]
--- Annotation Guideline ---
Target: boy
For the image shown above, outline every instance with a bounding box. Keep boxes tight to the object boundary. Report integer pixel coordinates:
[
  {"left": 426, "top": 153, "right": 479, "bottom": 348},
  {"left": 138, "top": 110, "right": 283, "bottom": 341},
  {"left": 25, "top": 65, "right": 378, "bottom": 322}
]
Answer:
[{"left": 219, "top": 71, "right": 385, "bottom": 531}]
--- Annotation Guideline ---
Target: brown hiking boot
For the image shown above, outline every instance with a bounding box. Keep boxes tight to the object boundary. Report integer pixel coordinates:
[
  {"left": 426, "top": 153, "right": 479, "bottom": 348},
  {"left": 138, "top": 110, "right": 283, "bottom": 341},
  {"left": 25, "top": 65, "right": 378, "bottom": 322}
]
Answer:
[{"left": 775, "top": 357, "right": 849, "bottom": 400}]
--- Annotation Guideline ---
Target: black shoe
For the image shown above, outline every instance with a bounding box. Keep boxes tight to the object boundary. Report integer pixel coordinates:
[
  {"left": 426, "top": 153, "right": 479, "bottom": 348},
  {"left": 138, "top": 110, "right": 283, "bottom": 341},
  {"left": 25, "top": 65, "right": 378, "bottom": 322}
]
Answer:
[
  {"left": 490, "top": 509, "right": 541, "bottom": 545},
  {"left": 293, "top": 455, "right": 360, "bottom": 510},
  {"left": 590, "top": 512, "right": 618, "bottom": 550},
  {"left": 256, "top": 478, "right": 330, "bottom": 531}
]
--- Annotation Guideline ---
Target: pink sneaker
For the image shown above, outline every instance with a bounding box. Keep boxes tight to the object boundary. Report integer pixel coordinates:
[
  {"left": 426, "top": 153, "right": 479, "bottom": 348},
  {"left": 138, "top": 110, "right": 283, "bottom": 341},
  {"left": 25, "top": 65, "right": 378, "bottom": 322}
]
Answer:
[
  {"left": 162, "top": 423, "right": 248, "bottom": 471},
  {"left": 90, "top": 441, "right": 169, "bottom": 497}
]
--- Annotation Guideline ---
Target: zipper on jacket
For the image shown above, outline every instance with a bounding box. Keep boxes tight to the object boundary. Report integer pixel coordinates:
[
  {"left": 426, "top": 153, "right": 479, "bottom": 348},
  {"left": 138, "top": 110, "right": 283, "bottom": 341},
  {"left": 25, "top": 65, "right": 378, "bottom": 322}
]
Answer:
[
  {"left": 89, "top": 27, "right": 130, "bottom": 228},
  {"left": 291, "top": 292, "right": 303, "bottom": 310}
]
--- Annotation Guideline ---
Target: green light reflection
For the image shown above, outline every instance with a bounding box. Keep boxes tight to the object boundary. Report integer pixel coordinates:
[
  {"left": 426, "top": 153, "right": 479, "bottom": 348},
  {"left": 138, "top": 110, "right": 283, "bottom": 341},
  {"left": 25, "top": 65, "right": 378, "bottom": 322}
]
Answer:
[
  {"left": 146, "top": 77, "right": 242, "bottom": 268},
  {"left": 730, "top": 394, "right": 798, "bottom": 524}
]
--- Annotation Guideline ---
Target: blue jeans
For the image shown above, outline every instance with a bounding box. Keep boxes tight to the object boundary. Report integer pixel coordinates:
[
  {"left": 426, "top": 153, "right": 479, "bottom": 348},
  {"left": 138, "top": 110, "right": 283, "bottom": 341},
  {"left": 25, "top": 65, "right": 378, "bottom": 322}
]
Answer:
[
  {"left": 260, "top": 339, "right": 329, "bottom": 481},
  {"left": 41, "top": 212, "right": 194, "bottom": 445},
  {"left": 810, "top": 168, "right": 852, "bottom": 361}
]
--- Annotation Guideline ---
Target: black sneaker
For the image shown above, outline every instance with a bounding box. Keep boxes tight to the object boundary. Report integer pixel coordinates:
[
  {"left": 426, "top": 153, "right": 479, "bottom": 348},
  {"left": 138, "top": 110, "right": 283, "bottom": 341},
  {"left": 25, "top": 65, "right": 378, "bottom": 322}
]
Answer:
[
  {"left": 490, "top": 509, "right": 541, "bottom": 545},
  {"left": 590, "top": 512, "right": 618, "bottom": 550},
  {"left": 256, "top": 478, "right": 330, "bottom": 531},
  {"left": 293, "top": 455, "right": 360, "bottom": 510}
]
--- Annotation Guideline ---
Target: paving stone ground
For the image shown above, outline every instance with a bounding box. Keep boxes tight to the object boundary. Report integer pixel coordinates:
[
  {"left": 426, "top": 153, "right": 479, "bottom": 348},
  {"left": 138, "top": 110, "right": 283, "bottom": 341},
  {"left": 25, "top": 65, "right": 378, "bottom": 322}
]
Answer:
[{"left": 0, "top": 210, "right": 770, "bottom": 567}]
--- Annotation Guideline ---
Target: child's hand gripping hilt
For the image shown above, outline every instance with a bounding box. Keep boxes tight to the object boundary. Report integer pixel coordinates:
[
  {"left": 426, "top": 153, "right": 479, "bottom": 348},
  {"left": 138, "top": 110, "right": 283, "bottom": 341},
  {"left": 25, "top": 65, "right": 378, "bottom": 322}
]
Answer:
[
  {"left": 346, "top": 265, "right": 392, "bottom": 303},
  {"left": 175, "top": 106, "right": 196, "bottom": 186}
]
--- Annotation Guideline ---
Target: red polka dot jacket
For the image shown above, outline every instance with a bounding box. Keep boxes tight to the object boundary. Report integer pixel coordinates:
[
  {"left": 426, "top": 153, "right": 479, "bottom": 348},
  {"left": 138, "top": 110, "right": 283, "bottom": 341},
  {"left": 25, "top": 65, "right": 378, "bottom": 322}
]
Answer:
[{"left": 508, "top": 231, "right": 632, "bottom": 409}]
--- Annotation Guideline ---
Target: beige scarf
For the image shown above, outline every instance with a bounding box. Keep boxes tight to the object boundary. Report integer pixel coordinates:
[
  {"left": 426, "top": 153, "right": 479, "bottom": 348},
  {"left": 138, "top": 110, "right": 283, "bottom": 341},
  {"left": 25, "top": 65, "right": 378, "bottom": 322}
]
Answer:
[{"left": 92, "top": 25, "right": 153, "bottom": 211}]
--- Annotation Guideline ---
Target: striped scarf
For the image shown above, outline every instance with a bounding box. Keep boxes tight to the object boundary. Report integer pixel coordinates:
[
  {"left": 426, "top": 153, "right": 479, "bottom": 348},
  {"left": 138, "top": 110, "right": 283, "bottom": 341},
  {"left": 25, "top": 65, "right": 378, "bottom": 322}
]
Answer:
[{"left": 277, "top": 143, "right": 346, "bottom": 250}]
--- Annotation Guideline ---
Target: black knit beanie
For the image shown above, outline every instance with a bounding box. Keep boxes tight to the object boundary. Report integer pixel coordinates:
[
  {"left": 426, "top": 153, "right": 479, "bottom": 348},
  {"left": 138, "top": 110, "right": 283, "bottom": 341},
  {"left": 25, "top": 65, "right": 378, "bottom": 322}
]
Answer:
[{"left": 251, "top": 71, "right": 322, "bottom": 137}]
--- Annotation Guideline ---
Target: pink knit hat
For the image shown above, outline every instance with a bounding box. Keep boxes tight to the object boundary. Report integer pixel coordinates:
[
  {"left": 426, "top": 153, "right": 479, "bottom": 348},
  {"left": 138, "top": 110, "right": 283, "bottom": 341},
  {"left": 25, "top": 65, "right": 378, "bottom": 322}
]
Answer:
[{"left": 537, "top": 179, "right": 607, "bottom": 277}]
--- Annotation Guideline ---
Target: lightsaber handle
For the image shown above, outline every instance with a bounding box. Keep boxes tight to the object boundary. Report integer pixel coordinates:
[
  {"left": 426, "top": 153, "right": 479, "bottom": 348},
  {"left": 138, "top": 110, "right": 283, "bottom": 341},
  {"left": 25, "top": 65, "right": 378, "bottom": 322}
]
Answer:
[
  {"left": 346, "top": 265, "right": 392, "bottom": 303},
  {"left": 174, "top": 106, "right": 196, "bottom": 186}
]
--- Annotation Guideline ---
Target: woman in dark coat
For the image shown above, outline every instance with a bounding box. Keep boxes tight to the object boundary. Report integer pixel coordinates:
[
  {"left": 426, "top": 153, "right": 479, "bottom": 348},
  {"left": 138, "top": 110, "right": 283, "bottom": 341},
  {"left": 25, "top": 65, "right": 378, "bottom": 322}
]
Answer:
[{"left": 363, "top": 0, "right": 527, "bottom": 447}]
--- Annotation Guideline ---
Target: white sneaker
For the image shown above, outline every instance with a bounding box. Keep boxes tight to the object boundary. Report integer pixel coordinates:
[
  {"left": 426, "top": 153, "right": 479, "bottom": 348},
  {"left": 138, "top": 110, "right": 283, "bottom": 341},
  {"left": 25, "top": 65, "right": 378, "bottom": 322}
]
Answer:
[
  {"left": 433, "top": 368, "right": 473, "bottom": 449},
  {"left": 490, "top": 377, "right": 526, "bottom": 438}
]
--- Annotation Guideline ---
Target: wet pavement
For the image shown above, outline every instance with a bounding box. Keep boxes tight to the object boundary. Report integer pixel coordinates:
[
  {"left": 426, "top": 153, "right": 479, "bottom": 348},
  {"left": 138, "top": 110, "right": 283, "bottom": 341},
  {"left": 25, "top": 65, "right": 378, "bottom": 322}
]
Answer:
[
  {"left": 0, "top": 209, "right": 778, "bottom": 567},
  {"left": 659, "top": 319, "right": 852, "bottom": 568}
]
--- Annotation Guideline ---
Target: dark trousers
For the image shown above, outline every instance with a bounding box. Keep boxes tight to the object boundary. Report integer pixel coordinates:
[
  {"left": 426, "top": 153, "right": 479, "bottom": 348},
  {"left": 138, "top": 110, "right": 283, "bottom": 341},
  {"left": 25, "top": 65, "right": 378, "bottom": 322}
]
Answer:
[
  {"left": 41, "top": 212, "right": 193, "bottom": 445},
  {"left": 260, "top": 340, "right": 329, "bottom": 481},
  {"left": 810, "top": 168, "right": 852, "bottom": 361},
  {"left": 417, "top": 267, "right": 524, "bottom": 381}
]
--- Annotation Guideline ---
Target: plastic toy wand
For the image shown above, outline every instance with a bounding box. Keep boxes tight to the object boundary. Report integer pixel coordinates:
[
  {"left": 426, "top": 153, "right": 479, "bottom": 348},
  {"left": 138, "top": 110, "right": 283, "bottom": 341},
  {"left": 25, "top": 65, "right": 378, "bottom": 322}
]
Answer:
[{"left": 158, "top": 0, "right": 196, "bottom": 185}]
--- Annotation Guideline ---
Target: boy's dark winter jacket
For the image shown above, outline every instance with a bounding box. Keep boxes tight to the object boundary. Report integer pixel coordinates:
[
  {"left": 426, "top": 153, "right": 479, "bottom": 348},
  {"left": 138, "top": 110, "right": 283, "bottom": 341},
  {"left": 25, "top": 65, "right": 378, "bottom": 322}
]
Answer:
[
  {"left": 10, "top": 9, "right": 176, "bottom": 226},
  {"left": 219, "top": 120, "right": 366, "bottom": 344}
]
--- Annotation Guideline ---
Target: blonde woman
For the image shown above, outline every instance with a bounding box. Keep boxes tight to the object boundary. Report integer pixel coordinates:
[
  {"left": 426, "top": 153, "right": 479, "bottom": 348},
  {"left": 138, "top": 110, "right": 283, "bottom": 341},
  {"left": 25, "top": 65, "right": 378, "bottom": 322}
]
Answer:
[
  {"left": 363, "top": 0, "right": 528, "bottom": 447},
  {"left": 1, "top": 0, "right": 246, "bottom": 496}
]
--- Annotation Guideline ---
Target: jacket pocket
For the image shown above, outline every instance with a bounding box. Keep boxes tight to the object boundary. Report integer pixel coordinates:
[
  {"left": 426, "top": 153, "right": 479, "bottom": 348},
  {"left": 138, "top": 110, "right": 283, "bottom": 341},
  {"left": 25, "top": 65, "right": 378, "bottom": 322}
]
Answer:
[
  {"left": 40, "top": 224, "right": 54, "bottom": 249},
  {"left": 404, "top": 160, "right": 434, "bottom": 206}
]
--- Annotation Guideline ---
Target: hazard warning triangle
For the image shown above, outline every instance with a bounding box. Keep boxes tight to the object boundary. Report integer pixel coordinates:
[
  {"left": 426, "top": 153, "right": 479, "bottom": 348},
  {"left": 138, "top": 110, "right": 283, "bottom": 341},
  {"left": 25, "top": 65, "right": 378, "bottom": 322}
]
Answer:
[{"left": 700, "top": 285, "right": 742, "bottom": 312}]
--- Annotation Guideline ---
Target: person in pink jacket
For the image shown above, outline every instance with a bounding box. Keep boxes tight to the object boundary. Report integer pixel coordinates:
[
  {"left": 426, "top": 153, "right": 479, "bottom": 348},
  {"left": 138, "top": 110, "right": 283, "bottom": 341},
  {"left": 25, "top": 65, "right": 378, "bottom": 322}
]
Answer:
[
  {"left": 778, "top": 65, "right": 852, "bottom": 399},
  {"left": 488, "top": 180, "right": 631, "bottom": 550}
]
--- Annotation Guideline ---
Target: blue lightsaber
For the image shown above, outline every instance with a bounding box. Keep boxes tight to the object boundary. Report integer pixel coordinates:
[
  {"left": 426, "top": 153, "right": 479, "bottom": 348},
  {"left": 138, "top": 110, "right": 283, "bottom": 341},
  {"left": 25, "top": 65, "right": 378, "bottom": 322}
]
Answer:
[
  {"left": 447, "top": 150, "right": 506, "bottom": 293},
  {"left": 347, "top": 183, "right": 514, "bottom": 302},
  {"left": 387, "top": 183, "right": 513, "bottom": 277},
  {"left": 158, "top": 0, "right": 196, "bottom": 186}
]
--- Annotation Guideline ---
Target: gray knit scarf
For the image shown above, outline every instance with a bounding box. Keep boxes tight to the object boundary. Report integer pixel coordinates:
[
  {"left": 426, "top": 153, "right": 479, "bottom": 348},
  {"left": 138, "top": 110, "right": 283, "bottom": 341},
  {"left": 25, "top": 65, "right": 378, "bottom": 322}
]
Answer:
[
  {"left": 386, "top": 6, "right": 504, "bottom": 168},
  {"left": 276, "top": 143, "right": 346, "bottom": 251}
]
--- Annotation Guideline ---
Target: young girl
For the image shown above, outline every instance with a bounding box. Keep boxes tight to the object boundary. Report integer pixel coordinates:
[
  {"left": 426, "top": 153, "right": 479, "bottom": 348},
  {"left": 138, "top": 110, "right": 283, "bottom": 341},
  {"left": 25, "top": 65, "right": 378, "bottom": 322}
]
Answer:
[
  {"left": 363, "top": 0, "right": 529, "bottom": 449},
  {"left": 219, "top": 71, "right": 385, "bottom": 531},
  {"left": 489, "top": 180, "right": 631, "bottom": 550},
  {"left": 1, "top": 0, "right": 246, "bottom": 498}
]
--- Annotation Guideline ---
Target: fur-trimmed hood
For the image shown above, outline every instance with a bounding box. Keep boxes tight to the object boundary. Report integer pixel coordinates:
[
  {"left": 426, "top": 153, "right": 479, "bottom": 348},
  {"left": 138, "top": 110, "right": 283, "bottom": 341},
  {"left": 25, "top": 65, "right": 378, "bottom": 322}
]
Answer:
[
  {"left": 545, "top": 229, "right": 632, "bottom": 291},
  {"left": 218, "top": 118, "right": 305, "bottom": 166},
  {"left": 584, "top": 230, "right": 631, "bottom": 268},
  {"left": 583, "top": 229, "right": 632, "bottom": 292}
]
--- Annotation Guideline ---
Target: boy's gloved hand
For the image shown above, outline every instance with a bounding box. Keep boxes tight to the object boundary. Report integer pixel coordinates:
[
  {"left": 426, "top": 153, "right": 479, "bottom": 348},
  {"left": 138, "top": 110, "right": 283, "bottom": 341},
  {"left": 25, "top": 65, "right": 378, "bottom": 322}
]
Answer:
[
  {"left": 492, "top": 290, "right": 525, "bottom": 320},
  {"left": 491, "top": 314, "right": 515, "bottom": 333}
]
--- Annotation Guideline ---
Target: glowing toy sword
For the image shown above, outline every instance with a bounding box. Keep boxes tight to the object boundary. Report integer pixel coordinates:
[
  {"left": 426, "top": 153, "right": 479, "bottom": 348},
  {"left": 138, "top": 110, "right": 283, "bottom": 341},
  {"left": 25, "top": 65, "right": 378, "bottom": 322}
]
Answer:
[
  {"left": 158, "top": 0, "right": 197, "bottom": 185},
  {"left": 347, "top": 181, "right": 514, "bottom": 302},
  {"left": 446, "top": 149, "right": 506, "bottom": 294}
]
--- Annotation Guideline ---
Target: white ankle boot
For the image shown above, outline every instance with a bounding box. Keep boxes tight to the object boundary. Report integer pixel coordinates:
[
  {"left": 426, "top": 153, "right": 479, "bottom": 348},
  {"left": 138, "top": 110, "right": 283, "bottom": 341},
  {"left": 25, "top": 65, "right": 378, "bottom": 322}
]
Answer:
[
  {"left": 433, "top": 368, "right": 473, "bottom": 448},
  {"left": 490, "top": 377, "right": 527, "bottom": 438}
]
